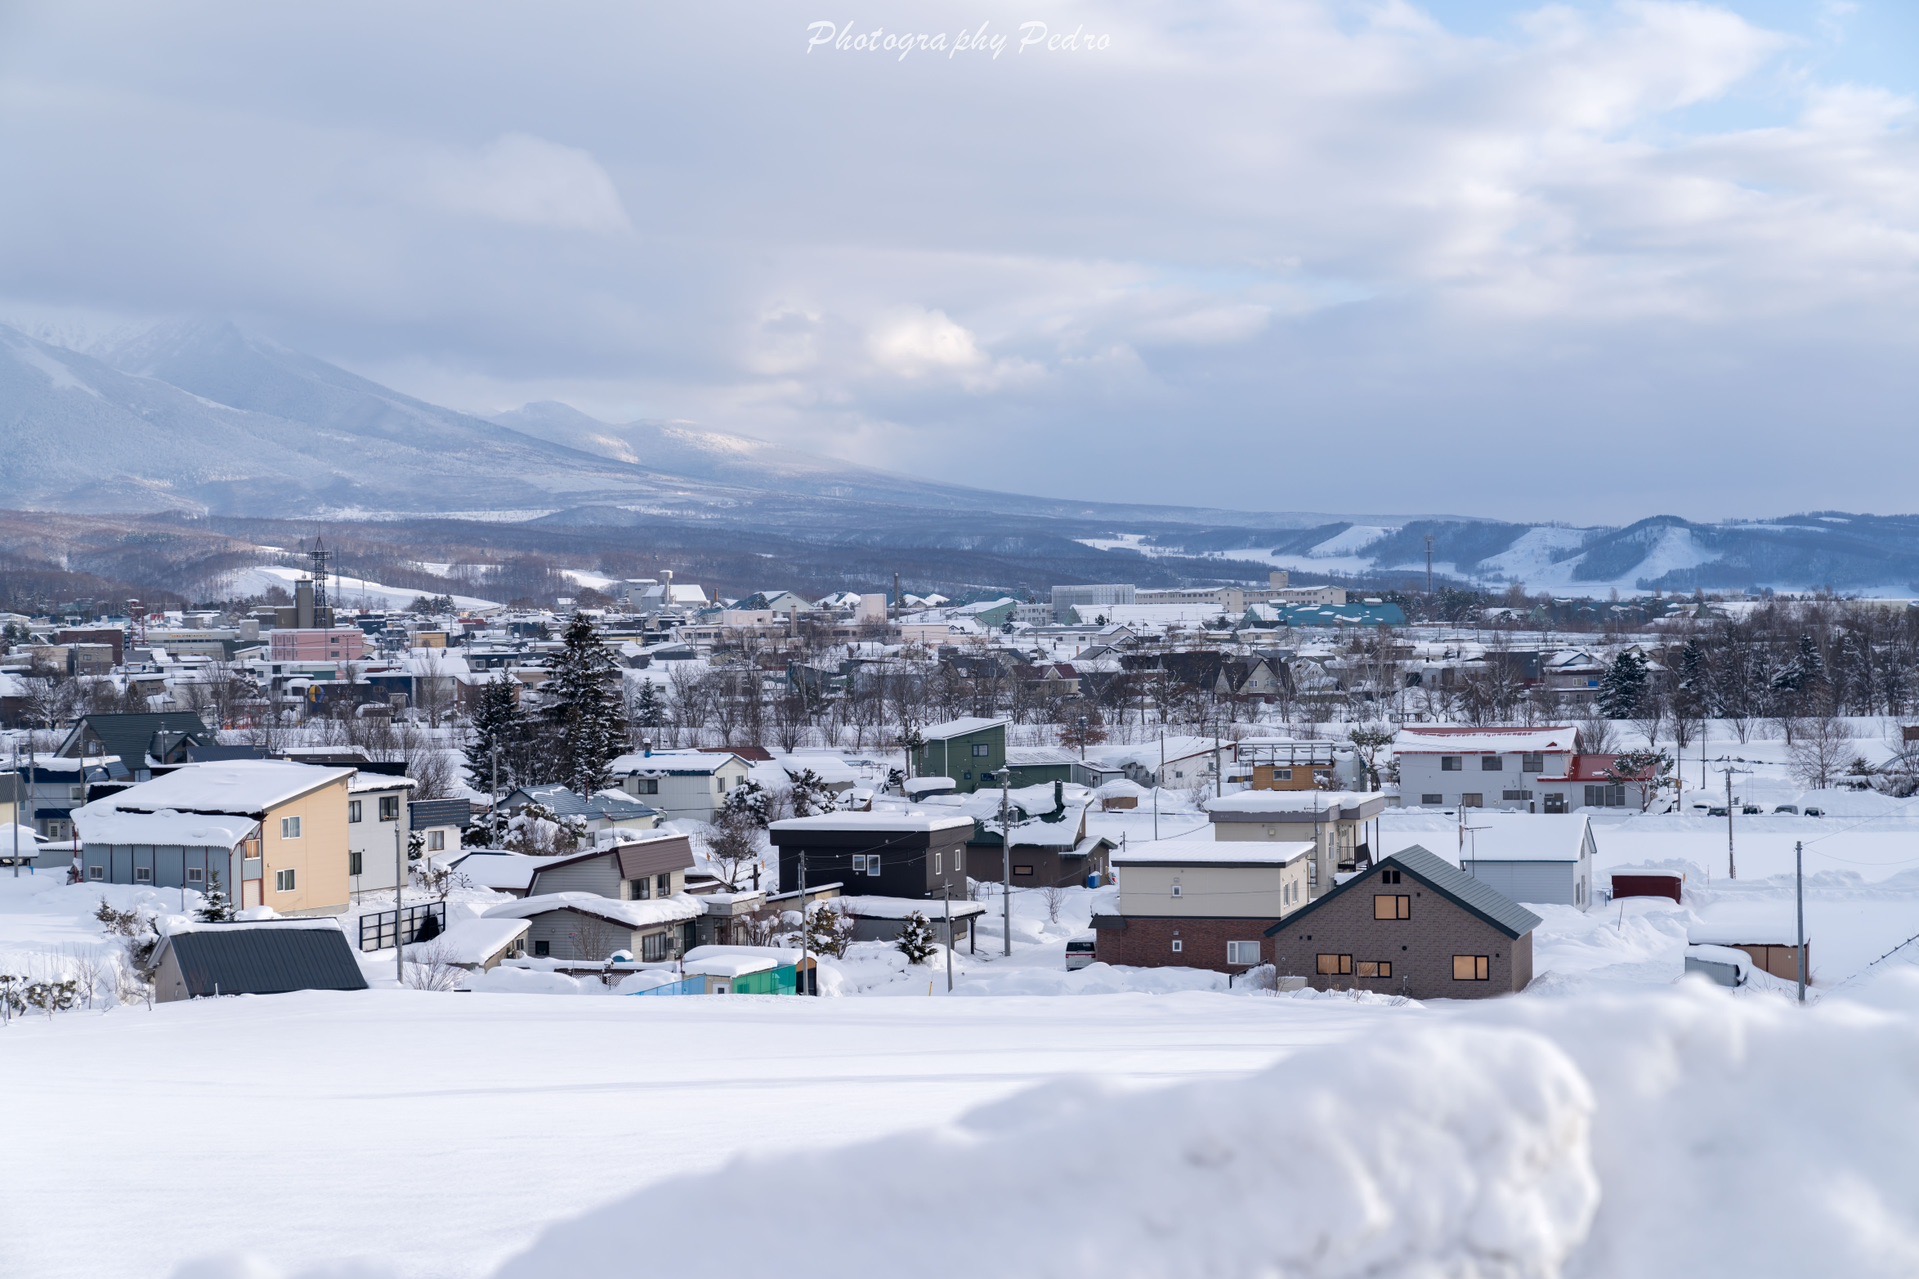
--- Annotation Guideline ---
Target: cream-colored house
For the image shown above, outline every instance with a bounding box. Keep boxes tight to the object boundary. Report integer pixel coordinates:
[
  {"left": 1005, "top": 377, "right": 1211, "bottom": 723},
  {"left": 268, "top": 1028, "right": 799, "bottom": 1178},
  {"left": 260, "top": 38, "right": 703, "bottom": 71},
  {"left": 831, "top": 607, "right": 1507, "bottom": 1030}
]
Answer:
[
  {"left": 1205, "top": 790, "right": 1390, "bottom": 895},
  {"left": 1097, "top": 838, "right": 1315, "bottom": 972},
  {"left": 73, "top": 761, "right": 355, "bottom": 915}
]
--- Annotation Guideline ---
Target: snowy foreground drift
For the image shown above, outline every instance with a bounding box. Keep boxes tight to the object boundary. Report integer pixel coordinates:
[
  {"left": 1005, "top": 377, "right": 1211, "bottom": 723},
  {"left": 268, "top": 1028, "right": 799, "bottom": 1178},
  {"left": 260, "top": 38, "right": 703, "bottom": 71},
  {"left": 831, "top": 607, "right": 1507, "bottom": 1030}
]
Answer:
[{"left": 166, "top": 980, "right": 1919, "bottom": 1279}]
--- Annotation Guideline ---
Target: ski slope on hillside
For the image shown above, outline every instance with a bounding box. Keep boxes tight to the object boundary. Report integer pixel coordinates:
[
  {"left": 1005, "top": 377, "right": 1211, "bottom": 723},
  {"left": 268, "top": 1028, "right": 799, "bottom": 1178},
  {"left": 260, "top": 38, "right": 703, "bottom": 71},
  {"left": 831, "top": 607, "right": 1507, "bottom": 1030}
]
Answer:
[{"left": 214, "top": 564, "right": 498, "bottom": 611}]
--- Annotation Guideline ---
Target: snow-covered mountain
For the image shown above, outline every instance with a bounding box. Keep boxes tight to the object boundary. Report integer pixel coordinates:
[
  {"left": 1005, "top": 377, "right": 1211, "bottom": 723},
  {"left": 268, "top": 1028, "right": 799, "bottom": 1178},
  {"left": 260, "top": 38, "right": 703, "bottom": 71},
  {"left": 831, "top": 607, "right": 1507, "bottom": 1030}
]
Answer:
[{"left": 7, "top": 317, "right": 1919, "bottom": 595}]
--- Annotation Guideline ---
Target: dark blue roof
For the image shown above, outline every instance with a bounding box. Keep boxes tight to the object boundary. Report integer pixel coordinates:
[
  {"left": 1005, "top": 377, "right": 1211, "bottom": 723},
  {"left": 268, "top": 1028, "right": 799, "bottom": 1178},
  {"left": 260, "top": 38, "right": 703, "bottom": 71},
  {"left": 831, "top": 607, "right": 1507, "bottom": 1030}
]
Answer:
[{"left": 1265, "top": 844, "right": 1542, "bottom": 940}]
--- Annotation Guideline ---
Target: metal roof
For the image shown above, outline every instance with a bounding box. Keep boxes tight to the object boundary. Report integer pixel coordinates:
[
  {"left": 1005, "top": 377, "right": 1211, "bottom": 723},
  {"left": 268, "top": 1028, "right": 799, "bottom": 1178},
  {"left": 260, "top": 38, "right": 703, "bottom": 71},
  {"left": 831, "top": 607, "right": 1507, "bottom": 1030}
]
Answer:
[
  {"left": 59, "top": 713, "right": 213, "bottom": 769},
  {"left": 1264, "top": 844, "right": 1542, "bottom": 940},
  {"left": 161, "top": 925, "right": 369, "bottom": 997},
  {"left": 410, "top": 798, "right": 473, "bottom": 828}
]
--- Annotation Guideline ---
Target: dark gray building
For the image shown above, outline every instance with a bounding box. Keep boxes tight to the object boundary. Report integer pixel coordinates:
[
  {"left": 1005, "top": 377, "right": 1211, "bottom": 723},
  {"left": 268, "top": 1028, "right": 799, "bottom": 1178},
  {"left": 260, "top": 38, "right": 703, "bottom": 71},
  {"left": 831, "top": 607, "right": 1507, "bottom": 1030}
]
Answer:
[
  {"left": 150, "top": 922, "right": 369, "bottom": 1002},
  {"left": 769, "top": 813, "right": 972, "bottom": 899},
  {"left": 1264, "top": 846, "right": 1541, "bottom": 999}
]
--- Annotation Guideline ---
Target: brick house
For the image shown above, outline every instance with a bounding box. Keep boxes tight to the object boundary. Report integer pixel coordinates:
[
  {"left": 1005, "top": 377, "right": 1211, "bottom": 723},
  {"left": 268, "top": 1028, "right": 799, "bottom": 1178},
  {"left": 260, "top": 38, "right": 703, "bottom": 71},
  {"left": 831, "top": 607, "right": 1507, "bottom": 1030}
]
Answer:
[
  {"left": 1094, "top": 839, "right": 1313, "bottom": 973},
  {"left": 1264, "top": 846, "right": 1540, "bottom": 998}
]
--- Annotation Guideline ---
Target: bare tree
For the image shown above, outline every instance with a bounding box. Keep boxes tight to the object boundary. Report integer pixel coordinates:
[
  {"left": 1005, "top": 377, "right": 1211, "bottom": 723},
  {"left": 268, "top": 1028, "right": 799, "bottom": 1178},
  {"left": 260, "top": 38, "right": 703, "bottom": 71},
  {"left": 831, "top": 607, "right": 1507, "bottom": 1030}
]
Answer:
[
  {"left": 1787, "top": 715, "right": 1858, "bottom": 791},
  {"left": 402, "top": 943, "right": 468, "bottom": 991}
]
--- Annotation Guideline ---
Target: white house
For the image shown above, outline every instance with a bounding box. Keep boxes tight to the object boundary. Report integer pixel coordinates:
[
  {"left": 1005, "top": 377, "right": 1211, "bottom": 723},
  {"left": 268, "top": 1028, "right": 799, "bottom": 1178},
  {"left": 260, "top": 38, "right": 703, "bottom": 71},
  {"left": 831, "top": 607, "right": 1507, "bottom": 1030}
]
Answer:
[
  {"left": 608, "top": 749, "right": 752, "bottom": 824},
  {"left": 1380, "top": 813, "right": 1596, "bottom": 910},
  {"left": 1392, "top": 726, "right": 1579, "bottom": 811},
  {"left": 346, "top": 772, "right": 413, "bottom": 900}
]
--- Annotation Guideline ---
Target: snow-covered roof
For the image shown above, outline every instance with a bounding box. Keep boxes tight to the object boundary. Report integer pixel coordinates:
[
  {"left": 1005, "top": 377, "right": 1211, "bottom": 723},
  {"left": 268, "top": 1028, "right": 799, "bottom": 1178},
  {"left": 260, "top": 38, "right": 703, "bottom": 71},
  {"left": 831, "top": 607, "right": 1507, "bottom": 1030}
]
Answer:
[
  {"left": 1004, "top": 746, "right": 1080, "bottom": 767},
  {"left": 1393, "top": 726, "right": 1577, "bottom": 754},
  {"left": 918, "top": 716, "right": 1008, "bottom": 741},
  {"left": 770, "top": 812, "right": 973, "bottom": 834},
  {"left": 682, "top": 954, "right": 779, "bottom": 978},
  {"left": 0, "top": 822, "right": 46, "bottom": 848},
  {"left": 347, "top": 772, "right": 416, "bottom": 793},
  {"left": 833, "top": 895, "right": 987, "bottom": 920},
  {"left": 1457, "top": 814, "right": 1593, "bottom": 863},
  {"left": 483, "top": 892, "right": 702, "bottom": 929},
  {"left": 1110, "top": 839, "right": 1314, "bottom": 866},
  {"left": 405, "top": 917, "right": 530, "bottom": 965},
  {"left": 607, "top": 750, "right": 741, "bottom": 775},
  {"left": 1205, "top": 790, "right": 1388, "bottom": 816},
  {"left": 450, "top": 850, "right": 542, "bottom": 891},
  {"left": 72, "top": 806, "right": 259, "bottom": 848},
  {"left": 90, "top": 760, "right": 353, "bottom": 816}
]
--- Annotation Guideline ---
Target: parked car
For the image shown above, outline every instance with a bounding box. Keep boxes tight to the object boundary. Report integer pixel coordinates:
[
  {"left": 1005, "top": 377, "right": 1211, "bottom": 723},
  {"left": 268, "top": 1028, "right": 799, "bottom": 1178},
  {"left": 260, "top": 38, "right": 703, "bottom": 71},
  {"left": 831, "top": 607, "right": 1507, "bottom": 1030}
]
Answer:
[
  {"left": 1804, "top": 807, "right": 1825, "bottom": 818},
  {"left": 1742, "top": 805, "right": 1761, "bottom": 815},
  {"left": 1774, "top": 804, "right": 1799, "bottom": 815},
  {"left": 1707, "top": 806, "right": 1729, "bottom": 817},
  {"left": 1066, "top": 933, "right": 1098, "bottom": 971}
]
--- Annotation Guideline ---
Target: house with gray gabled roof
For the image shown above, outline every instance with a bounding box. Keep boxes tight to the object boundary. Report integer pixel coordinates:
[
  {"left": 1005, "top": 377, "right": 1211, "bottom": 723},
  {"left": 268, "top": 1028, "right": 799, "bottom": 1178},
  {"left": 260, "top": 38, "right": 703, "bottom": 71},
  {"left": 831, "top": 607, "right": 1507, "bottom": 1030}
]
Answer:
[
  {"left": 499, "top": 784, "right": 663, "bottom": 835},
  {"left": 1263, "top": 845, "right": 1541, "bottom": 998},
  {"left": 149, "top": 920, "right": 369, "bottom": 1002},
  {"left": 56, "top": 712, "right": 215, "bottom": 781}
]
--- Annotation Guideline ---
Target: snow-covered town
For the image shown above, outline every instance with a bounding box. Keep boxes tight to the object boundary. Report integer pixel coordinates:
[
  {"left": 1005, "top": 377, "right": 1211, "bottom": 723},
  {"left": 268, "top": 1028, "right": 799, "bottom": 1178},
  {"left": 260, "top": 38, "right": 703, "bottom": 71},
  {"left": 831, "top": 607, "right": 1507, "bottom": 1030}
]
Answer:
[
  {"left": 3, "top": 568, "right": 1919, "bottom": 1276},
  {"left": 9, "top": 1, "right": 1919, "bottom": 1276}
]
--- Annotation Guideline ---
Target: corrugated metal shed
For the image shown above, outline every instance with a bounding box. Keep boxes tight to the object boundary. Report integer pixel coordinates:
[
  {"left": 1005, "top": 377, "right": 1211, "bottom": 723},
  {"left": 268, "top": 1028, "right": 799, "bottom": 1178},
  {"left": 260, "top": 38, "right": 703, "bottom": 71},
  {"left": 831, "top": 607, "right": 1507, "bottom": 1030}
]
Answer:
[{"left": 161, "top": 925, "right": 369, "bottom": 997}]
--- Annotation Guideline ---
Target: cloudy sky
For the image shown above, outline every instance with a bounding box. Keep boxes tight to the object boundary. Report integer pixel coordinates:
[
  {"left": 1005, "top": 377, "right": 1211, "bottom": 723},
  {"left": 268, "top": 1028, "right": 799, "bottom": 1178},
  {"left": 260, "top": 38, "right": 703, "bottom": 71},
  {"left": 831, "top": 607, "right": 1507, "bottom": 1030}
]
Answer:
[{"left": 1, "top": 0, "right": 1914, "bottom": 524}]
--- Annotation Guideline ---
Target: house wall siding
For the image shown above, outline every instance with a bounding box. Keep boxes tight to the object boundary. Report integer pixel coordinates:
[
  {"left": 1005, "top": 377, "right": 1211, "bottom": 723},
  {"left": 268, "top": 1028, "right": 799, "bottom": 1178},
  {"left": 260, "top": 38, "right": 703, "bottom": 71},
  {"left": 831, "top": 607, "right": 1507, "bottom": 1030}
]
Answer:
[
  {"left": 1268, "top": 875, "right": 1529, "bottom": 998},
  {"left": 530, "top": 856, "right": 625, "bottom": 899},
  {"left": 1097, "top": 915, "right": 1276, "bottom": 973},
  {"left": 346, "top": 786, "right": 411, "bottom": 895},
  {"left": 1461, "top": 859, "right": 1585, "bottom": 908},
  {"left": 262, "top": 777, "right": 352, "bottom": 916},
  {"left": 1115, "top": 862, "right": 1306, "bottom": 920}
]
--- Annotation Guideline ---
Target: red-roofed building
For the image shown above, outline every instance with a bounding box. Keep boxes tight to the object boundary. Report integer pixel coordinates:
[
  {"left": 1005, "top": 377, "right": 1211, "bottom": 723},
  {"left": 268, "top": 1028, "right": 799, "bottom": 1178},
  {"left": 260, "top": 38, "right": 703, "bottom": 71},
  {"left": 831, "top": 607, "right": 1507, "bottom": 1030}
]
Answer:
[{"left": 1534, "top": 753, "right": 1658, "bottom": 812}]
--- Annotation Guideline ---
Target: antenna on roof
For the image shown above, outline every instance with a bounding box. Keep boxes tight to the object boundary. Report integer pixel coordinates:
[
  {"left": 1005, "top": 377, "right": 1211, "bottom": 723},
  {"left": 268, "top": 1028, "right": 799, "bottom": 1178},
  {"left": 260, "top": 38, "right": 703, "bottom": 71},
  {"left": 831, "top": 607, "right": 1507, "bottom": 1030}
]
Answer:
[{"left": 307, "top": 536, "right": 332, "bottom": 628}]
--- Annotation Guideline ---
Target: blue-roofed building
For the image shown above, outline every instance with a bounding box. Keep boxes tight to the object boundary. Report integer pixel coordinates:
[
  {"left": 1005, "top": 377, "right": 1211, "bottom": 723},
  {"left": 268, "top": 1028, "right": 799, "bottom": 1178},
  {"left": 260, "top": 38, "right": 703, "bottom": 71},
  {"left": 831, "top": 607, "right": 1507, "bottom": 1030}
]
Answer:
[{"left": 1241, "top": 601, "right": 1408, "bottom": 629}]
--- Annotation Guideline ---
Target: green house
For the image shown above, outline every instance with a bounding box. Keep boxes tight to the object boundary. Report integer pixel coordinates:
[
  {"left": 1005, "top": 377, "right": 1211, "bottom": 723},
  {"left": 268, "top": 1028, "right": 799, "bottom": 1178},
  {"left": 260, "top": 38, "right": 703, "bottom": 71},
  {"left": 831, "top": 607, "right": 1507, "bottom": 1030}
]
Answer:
[{"left": 913, "top": 717, "right": 1009, "bottom": 793}]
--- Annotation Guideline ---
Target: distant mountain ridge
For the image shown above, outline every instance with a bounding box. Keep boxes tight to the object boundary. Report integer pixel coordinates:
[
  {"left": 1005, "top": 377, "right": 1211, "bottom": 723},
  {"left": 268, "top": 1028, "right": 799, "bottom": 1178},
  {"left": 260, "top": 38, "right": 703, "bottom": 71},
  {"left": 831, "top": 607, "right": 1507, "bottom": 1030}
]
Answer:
[{"left": 3, "top": 317, "right": 1917, "bottom": 596}]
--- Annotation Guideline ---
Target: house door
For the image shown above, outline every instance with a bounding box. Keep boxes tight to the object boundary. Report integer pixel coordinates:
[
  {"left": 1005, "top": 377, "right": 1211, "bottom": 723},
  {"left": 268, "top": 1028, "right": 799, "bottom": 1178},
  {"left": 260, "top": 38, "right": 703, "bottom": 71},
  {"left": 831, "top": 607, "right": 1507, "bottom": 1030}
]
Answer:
[{"left": 243, "top": 879, "right": 262, "bottom": 908}]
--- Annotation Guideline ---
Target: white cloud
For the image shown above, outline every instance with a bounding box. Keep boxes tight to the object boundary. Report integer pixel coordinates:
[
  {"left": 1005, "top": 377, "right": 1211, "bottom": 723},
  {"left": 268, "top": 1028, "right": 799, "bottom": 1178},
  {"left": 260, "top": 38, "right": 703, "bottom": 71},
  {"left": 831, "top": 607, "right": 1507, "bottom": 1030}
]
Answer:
[{"left": 418, "top": 132, "right": 630, "bottom": 233}]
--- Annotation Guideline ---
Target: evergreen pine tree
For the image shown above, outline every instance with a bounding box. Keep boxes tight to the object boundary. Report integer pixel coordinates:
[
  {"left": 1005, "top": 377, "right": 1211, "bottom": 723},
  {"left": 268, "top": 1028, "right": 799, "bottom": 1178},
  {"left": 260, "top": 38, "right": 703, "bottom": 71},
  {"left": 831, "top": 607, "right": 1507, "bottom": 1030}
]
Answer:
[
  {"left": 895, "top": 911, "right": 937, "bottom": 965},
  {"left": 544, "top": 614, "right": 625, "bottom": 797},
  {"left": 804, "top": 904, "right": 852, "bottom": 957},
  {"left": 788, "top": 768, "right": 836, "bottom": 817},
  {"left": 196, "top": 870, "right": 234, "bottom": 923},
  {"left": 465, "top": 676, "right": 525, "bottom": 795},
  {"left": 632, "top": 680, "right": 664, "bottom": 732},
  {"left": 1596, "top": 650, "right": 1648, "bottom": 719}
]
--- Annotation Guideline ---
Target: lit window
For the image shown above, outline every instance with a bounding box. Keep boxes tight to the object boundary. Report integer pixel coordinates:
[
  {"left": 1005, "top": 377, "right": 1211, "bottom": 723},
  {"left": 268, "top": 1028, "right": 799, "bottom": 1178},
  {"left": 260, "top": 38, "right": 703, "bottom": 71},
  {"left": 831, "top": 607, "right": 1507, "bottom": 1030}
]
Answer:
[
  {"left": 1373, "top": 894, "right": 1411, "bottom": 920},
  {"left": 1356, "top": 960, "right": 1392, "bottom": 978},
  {"left": 1453, "top": 955, "right": 1490, "bottom": 981},
  {"left": 1315, "top": 953, "right": 1353, "bottom": 976}
]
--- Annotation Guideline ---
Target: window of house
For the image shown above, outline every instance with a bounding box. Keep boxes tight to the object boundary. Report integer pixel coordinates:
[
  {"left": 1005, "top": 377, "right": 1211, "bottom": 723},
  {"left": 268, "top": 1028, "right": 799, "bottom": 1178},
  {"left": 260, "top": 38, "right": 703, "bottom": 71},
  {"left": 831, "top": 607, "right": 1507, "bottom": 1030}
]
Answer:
[
  {"left": 1480, "top": 755, "right": 1503, "bottom": 771},
  {"left": 135, "top": 866, "right": 152, "bottom": 883},
  {"left": 1584, "top": 784, "right": 1626, "bottom": 808},
  {"left": 1308, "top": 861, "right": 1319, "bottom": 885},
  {"left": 1170, "top": 883, "right": 1182, "bottom": 897},
  {"left": 1373, "top": 894, "right": 1411, "bottom": 920},
  {"left": 1522, "top": 753, "right": 1545, "bottom": 772},
  {"left": 934, "top": 851, "right": 941, "bottom": 874},
  {"left": 1274, "top": 768, "right": 1293, "bottom": 780},
  {"left": 69, "top": 785, "right": 85, "bottom": 802},
  {"left": 866, "top": 857, "right": 881, "bottom": 877},
  {"left": 656, "top": 872, "right": 671, "bottom": 895},
  {"left": 1316, "top": 953, "right": 1353, "bottom": 975},
  {"left": 379, "top": 796, "right": 400, "bottom": 822},
  {"left": 1440, "top": 756, "right": 1461, "bottom": 771},
  {"left": 275, "top": 868, "right": 297, "bottom": 893},
  {"left": 1170, "top": 939, "right": 1183, "bottom": 954},
  {"left": 1453, "top": 954, "right": 1491, "bottom": 981},
  {"left": 1421, "top": 793, "right": 1443, "bottom": 805},
  {"left": 186, "top": 866, "right": 204, "bottom": 884},
  {"left": 635, "top": 778, "right": 659, "bottom": 795},
  {"left": 1227, "top": 941, "right": 1260, "bottom": 966},
  {"left": 428, "top": 830, "right": 445, "bottom": 851},
  {"left": 87, "top": 865, "right": 104, "bottom": 881},
  {"left": 1543, "top": 793, "right": 1568, "bottom": 814},
  {"left": 533, "top": 939, "right": 550, "bottom": 958},
  {"left": 641, "top": 932, "right": 671, "bottom": 962},
  {"left": 971, "top": 743, "right": 990, "bottom": 757},
  {"left": 1502, "top": 790, "right": 1531, "bottom": 802},
  {"left": 1356, "top": 960, "right": 1392, "bottom": 978},
  {"left": 633, "top": 878, "right": 652, "bottom": 899},
  {"left": 1380, "top": 868, "right": 1401, "bottom": 885},
  {"left": 1014, "top": 864, "right": 1034, "bottom": 876},
  {"left": 348, "top": 800, "right": 363, "bottom": 823},
  {"left": 349, "top": 851, "right": 363, "bottom": 876},
  {"left": 1459, "top": 793, "right": 1483, "bottom": 808},
  {"left": 280, "top": 816, "right": 301, "bottom": 839}
]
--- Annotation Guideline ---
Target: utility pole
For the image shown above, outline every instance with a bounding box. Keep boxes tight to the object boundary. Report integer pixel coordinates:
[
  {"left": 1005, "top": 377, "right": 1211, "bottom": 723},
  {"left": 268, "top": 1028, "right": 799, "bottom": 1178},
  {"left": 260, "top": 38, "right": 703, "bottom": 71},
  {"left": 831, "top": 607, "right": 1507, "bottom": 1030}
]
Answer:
[
  {"left": 1153, "top": 731, "right": 1164, "bottom": 840},
  {"left": 1795, "top": 839, "right": 1806, "bottom": 1004},
  {"left": 394, "top": 825, "right": 405, "bottom": 985},
  {"left": 942, "top": 881, "right": 954, "bottom": 992},
  {"left": 999, "top": 768, "right": 1012, "bottom": 957},
  {"left": 10, "top": 737, "right": 19, "bottom": 879},
  {"left": 798, "top": 851, "right": 810, "bottom": 995},
  {"left": 1723, "top": 766, "right": 1738, "bottom": 879},
  {"left": 1213, "top": 731, "right": 1222, "bottom": 799},
  {"left": 1424, "top": 534, "right": 1435, "bottom": 596}
]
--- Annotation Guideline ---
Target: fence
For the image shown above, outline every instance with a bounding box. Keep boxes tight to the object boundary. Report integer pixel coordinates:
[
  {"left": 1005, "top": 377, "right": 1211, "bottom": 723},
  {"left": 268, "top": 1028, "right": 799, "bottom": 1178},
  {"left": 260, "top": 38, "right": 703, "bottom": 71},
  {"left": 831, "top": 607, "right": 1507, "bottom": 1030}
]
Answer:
[{"left": 358, "top": 900, "right": 448, "bottom": 952}]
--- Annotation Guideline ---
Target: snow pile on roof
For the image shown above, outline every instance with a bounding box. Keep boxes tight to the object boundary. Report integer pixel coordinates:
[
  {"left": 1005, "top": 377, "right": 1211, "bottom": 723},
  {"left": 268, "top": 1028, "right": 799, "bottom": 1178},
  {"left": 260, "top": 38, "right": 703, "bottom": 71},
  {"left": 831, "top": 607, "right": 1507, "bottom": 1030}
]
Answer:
[
  {"left": 917, "top": 716, "right": 1008, "bottom": 741},
  {"left": 1393, "top": 726, "right": 1577, "bottom": 754},
  {"left": 450, "top": 850, "right": 541, "bottom": 892},
  {"left": 1110, "top": 838, "right": 1314, "bottom": 865},
  {"left": 71, "top": 807, "right": 258, "bottom": 848},
  {"left": 1205, "top": 790, "right": 1386, "bottom": 814},
  {"left": 483, "top": 891, "right": 701, "bottom": 928},
  {"left": 406, "top": 918, "right": 530, "bottom": 966},
  {"left": 770, "top": 812, "right": 973, "bottom": 834},
  {"left": 832, "top": 895, "right": 987, "bottom": 921},
  {"left": 87, "top": 759, "right": 353, "bottom": 815}
]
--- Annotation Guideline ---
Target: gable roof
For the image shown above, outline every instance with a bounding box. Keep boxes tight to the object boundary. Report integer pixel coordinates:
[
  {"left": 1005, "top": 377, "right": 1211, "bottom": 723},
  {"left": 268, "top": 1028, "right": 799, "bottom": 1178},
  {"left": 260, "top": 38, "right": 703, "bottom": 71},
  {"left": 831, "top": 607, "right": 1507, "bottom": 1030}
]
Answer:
[
  {"left": 918, "top": 716, "right": 1009, "bottom": 742},
  {"left": 1263, "top": 845, "right": 1542, "bottom": 940},
  {"left": 87, "top": 760, "right": 353, "bottom": 818},
  {"left": 1393, "top": 726, "right": 1577, "bottom": 755},
  {"left": 157, "top": 923, "right": 369, "bottom": 997},
  {"left": 59, "top": 713, "right": 214, "bottom": 768}
]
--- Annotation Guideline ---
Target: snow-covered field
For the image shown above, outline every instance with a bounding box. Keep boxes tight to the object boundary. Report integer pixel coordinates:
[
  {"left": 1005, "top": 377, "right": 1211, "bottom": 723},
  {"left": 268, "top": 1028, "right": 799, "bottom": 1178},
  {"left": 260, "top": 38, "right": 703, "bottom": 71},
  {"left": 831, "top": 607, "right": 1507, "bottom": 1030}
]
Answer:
[{"left": 212, "top": 564, "right": 499, "bottom": 612}]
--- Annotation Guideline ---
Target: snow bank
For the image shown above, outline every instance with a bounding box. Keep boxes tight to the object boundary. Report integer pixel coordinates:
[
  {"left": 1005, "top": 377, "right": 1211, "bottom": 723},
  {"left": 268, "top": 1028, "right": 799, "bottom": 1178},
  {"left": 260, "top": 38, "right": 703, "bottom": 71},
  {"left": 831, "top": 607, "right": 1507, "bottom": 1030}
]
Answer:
[{"left": 494, "top": 1022, "right": 1599, "bottom": 1279}]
